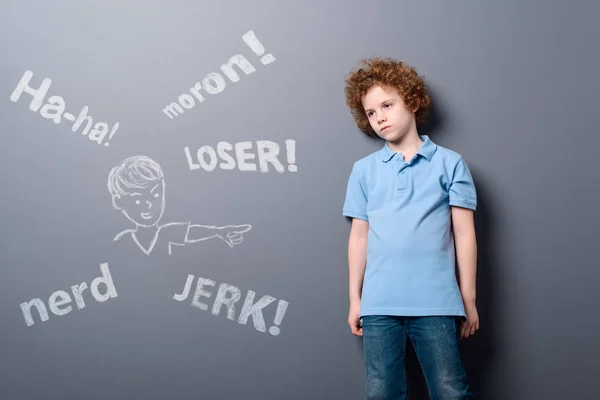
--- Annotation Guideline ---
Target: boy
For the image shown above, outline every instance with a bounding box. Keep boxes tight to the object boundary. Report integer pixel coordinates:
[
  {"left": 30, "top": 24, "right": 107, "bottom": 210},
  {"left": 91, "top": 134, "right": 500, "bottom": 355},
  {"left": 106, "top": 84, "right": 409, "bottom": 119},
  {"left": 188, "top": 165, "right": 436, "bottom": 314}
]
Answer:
[
  {"left": 108, "top": 155, "right": 251, "bottom": 255},
  {"left": 342, "top": 58, "right": 479, "bottom": 399}
]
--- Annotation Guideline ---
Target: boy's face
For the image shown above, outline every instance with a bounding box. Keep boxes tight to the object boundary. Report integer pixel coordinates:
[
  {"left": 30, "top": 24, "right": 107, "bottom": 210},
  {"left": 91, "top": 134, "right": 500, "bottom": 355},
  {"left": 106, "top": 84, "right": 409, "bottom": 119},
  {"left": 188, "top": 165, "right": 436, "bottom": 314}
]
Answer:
[
  {"left": 115, "top": 179, "right": 166, "bottom": 227},
  {"left": 362, "top": 85, "right": 417, "bottom": 142}
]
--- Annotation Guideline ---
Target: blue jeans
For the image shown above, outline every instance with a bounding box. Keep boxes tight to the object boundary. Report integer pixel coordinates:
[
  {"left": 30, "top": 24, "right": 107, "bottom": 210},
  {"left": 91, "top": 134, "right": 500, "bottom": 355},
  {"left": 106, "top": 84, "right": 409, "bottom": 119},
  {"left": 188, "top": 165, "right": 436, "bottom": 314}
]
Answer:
[{"left": 361, "top": 315, "right": 473, "bottom": 400}]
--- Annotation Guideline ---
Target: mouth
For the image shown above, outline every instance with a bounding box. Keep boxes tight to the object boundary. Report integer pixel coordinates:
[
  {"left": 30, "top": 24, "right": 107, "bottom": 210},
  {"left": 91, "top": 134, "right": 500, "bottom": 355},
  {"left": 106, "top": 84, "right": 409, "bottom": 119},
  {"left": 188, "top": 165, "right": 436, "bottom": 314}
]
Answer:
[
  {"left": 380, "top": 126, "right": 391, "bottom": 132},
  {"left": 140, "top": 212, "right": 153, "bottom": 220}
]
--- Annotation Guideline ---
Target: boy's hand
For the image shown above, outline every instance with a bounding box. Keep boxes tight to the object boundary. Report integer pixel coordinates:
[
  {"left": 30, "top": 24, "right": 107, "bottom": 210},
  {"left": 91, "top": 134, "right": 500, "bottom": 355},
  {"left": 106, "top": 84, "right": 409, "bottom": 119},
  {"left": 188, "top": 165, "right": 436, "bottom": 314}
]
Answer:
[
  {"left": 460, "top": 302, "right": 479, "bottom": 339},
  {"left": 216, "top": 224, "right": 252, "bottom": 247},
  {"left": 348, "top": 302, "right": 362, "bottom": 336}
]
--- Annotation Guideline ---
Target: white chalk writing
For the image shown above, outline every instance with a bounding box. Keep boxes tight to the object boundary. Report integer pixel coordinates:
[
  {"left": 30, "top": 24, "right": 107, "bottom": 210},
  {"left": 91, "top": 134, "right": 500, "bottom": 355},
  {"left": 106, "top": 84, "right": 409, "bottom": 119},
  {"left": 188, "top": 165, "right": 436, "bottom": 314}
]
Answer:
[
  {"left": 162, "top": 30, "right": 276, "bottom": 120},
  {"left": 9, "top": 70, "right": 120, "bottom": 147},
  {"left": 184, "top": 140, "right": 297, "bottom": 173},
  {"left": 173, "top": 274, "right": 289, "bottom": 336},
  {"left": 20, "top": 263, "right": 118, "bottom": 327}
]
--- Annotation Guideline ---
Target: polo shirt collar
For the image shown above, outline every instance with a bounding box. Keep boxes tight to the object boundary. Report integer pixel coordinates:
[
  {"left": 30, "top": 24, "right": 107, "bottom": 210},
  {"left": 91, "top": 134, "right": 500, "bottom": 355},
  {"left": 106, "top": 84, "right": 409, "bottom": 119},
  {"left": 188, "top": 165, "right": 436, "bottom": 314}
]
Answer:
[{"left": 379, "top": 135, "right": 437, "bottom": 163}]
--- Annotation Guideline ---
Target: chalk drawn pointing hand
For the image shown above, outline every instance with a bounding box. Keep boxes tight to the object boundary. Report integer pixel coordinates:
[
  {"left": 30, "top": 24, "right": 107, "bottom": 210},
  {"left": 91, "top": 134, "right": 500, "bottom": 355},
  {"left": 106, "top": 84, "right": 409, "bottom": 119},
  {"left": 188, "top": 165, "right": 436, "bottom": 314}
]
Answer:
[{"left": 217, "top": 224, "right": 252, "bottom": 248}]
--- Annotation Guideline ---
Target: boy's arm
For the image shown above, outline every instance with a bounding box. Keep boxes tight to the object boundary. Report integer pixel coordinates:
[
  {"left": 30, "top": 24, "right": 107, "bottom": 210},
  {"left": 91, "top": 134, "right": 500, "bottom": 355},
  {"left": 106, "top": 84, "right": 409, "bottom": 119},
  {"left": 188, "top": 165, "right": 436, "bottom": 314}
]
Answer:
[
  {"left": 186, "top": 224, "right": 220, "bottom": 242},
  {"left": 348, "top": 218, "right": 368, "bottom": 336},
  {"left": 343, "top": 162, "right": 369, "bottom": 335},
  {"left": 186, "top": 223, "right": 251, "bottom": 246},
  {"left": 451, "top": 206, "right": 477, "bottom": 305},
  {"left": 349, "top": 218, "right": 369, "bottom": 303}
]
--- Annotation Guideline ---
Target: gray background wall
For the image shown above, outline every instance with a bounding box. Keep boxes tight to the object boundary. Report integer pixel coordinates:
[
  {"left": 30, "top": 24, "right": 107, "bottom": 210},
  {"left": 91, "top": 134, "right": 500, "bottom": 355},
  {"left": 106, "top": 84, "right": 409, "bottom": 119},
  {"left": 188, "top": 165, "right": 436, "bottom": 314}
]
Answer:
[{"left": 1, "top": 1, "right": 598, "bottom": 399}]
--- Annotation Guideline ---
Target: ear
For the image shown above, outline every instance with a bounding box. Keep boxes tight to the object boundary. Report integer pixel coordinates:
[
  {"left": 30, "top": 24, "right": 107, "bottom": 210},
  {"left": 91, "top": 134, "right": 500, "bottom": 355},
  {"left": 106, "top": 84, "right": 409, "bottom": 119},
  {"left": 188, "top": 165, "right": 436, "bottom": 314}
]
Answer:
[
  {"left": 112, "top": 195, "right": 123, "bottom": 210},
  {"left": 411, "top": 98, "right": 421, "bottom": 113}
]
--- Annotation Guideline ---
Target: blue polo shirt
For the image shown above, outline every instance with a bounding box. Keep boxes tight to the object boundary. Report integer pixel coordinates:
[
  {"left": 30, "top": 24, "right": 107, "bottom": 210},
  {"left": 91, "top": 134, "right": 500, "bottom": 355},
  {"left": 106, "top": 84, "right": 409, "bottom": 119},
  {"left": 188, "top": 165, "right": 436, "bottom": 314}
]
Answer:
[{"left": 342, "top": 135, "right": 477, "bottom": 318}]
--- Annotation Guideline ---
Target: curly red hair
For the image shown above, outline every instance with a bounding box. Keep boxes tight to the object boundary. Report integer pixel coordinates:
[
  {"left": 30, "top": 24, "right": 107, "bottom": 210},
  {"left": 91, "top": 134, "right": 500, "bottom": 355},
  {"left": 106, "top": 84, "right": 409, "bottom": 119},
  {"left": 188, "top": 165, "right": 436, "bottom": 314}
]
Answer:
[{"left": 344, "top": 57, "right": 431, "bottom": 137}]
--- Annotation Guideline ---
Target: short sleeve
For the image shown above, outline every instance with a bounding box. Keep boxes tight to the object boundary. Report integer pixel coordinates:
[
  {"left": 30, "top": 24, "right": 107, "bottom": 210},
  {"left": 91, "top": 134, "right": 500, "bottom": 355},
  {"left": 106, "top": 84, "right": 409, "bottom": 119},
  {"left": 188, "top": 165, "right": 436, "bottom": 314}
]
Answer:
[
  {"left": 449, "top": 157, "right": 477, "bottom": 211},
  {"left": 162, "top": 222, "right": 191, "bottom": 245},
  {"left": 342, "top": 164, "right": 368, "bottom": 220}
]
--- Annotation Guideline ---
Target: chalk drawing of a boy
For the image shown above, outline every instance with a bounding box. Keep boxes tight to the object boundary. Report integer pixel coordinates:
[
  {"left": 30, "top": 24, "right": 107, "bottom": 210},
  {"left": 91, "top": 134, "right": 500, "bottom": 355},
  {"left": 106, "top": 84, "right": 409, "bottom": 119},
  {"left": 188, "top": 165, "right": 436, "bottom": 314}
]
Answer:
[{"left": 108, "top": 155, "right": 251, "bottom": 255}]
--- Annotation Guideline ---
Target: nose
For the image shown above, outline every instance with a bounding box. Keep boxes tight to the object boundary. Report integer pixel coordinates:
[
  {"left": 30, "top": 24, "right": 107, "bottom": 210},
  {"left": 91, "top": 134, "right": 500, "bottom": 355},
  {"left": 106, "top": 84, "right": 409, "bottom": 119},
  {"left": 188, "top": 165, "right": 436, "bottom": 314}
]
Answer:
[
  {"left": 145, "top": 200, "right": 152, "bottom": 209},
  {"left": 377, "top": 112, "right": 386, "bottom": 124}
]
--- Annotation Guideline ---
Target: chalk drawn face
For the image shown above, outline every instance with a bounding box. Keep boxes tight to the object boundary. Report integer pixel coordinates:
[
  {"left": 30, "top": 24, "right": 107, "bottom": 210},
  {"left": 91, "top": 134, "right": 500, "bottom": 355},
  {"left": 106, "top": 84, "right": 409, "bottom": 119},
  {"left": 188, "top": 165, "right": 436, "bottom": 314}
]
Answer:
[{"left": 116, "top": 179, "right": 166, "bottom": 227}]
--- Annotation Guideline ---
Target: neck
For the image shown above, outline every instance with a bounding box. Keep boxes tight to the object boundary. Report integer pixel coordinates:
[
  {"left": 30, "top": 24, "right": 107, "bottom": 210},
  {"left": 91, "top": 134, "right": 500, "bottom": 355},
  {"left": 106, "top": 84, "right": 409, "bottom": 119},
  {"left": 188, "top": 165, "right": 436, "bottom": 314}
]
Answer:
[
  {"left": 133, "top": 223, "right": 159, "bottom": 232},
  {"left": 386, "top": 130, "right": 423, "bottom": 156}
]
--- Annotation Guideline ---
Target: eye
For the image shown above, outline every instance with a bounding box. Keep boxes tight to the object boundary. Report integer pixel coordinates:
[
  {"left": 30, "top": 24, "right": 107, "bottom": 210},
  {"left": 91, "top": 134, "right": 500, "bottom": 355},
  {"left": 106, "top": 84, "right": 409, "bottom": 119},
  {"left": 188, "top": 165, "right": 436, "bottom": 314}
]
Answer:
[
  {"left": 135, "top": 200, "right": 140, "bottom": 205},
  {"left": 384, "top": 103, "right": 392, "bottom": 108},
  {"left": 154, "top": 193, "right": 160, "bottom": 198}
]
